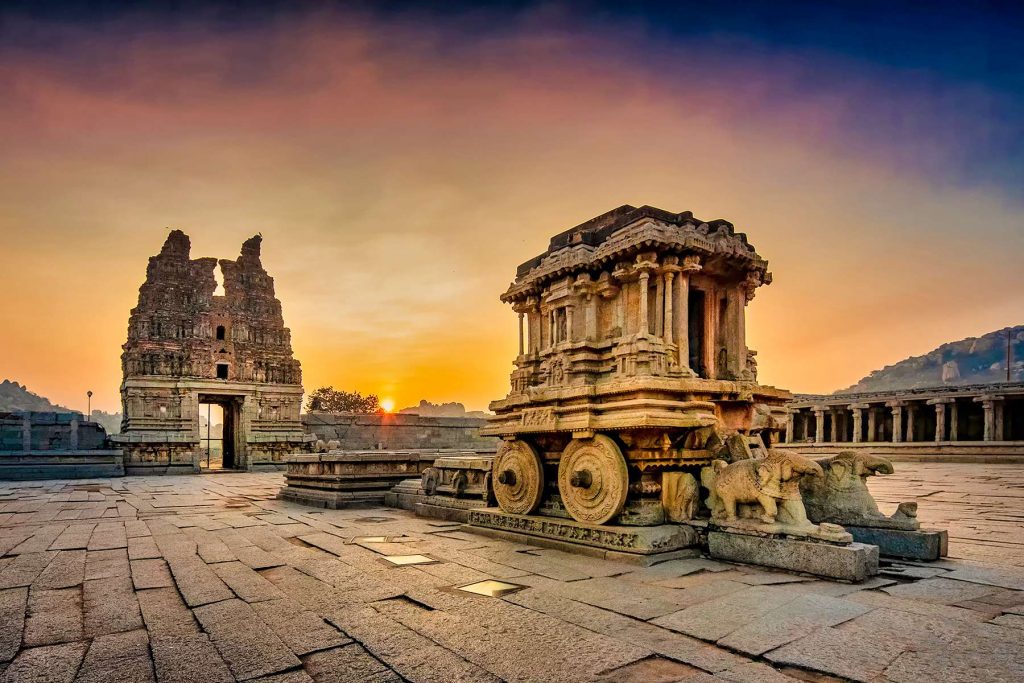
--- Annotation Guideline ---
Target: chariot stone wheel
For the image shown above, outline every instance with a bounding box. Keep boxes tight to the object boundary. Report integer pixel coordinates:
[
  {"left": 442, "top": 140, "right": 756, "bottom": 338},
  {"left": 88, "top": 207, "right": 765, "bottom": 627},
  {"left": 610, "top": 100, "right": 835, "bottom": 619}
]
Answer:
[
  {"left": 492, "top": 439, "right": 544, "bottom": 515},
  {"left": 557, "top": 434, "right": 628, "bottom": 525}
]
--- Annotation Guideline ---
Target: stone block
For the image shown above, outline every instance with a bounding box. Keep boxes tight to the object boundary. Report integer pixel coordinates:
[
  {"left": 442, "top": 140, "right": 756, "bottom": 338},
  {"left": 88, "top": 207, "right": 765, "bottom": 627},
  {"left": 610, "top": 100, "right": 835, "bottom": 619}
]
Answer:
[
  {"left": 846, "top": 525, "right": 948, "bottom": 561},
  {"left": 707, "top": 531, "right": 878, "bottom": 582}
]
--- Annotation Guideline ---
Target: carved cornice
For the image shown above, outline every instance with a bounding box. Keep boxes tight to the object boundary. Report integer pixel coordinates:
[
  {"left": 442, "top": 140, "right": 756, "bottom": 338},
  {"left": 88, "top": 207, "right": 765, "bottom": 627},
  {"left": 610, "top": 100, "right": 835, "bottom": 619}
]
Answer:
[{"left": 501, "top": 216, "right": 769, "bottom": 303}]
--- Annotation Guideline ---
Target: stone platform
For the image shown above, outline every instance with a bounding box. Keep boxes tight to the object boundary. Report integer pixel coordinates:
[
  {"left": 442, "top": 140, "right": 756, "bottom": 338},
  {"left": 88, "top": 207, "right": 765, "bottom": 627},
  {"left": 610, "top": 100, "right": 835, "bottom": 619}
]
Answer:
[
  {"left": 384, "top": 479, "right": 484, "bottom": 522},
  {"left": 279, "top": 449, "right": 492, "bottom": 509},
  {"left": 846, "top": 525, "right": 948, "bottom": 561},
  {"left": 466, "top": 507, "right": 700, "bottom": 564},
  {"left": 707, "top": 531, "right": 879, "bottom": 582},
  {"left": 1, "top": 465, "right": 1023, "bottom": 683}
]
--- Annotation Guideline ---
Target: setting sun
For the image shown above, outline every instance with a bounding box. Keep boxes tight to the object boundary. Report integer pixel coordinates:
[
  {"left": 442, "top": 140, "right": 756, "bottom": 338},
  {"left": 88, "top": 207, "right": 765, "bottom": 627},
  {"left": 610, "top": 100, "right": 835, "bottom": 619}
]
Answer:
[{"left": 380, "top": 398, "right": 396, "bottom": 413}]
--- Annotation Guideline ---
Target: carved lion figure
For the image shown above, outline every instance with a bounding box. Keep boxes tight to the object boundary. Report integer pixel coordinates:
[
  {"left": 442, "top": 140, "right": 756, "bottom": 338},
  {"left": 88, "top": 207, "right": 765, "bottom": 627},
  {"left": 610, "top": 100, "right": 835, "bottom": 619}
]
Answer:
[
  {"left": 702, "top": 449, "right": 823, "bottom": 525},
  {"left": 801, "top": 451, "right": 919, "bottom": 530}
]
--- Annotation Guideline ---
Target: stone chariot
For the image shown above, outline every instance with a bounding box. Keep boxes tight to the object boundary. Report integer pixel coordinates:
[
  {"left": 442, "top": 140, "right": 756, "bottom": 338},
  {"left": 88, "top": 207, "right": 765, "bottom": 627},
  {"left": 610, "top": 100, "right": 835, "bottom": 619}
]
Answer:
[{"left": 481, "top": 205, "right": 791, "bottom": 528}]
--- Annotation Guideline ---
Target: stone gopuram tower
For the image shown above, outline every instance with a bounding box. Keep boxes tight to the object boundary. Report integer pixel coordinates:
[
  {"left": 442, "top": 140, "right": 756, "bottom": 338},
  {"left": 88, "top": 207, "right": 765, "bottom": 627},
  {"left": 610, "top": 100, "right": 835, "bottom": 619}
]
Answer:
[{"left": 113, "top": 230, "right": 311, "bottom": 473}]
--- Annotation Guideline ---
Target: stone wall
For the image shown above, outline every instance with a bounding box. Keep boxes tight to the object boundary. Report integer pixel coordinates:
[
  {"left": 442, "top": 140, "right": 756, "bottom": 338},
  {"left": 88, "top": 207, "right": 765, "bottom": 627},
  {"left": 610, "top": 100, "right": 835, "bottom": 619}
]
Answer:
[
  {"left": 0, "top": 412, "right": 107, "bottom": 452},
  {"left": 0, "top": 411, "right": 123, "bottom": 479},
  {"left": 302, "top": 412, "right": 498, "bottom": 452}
]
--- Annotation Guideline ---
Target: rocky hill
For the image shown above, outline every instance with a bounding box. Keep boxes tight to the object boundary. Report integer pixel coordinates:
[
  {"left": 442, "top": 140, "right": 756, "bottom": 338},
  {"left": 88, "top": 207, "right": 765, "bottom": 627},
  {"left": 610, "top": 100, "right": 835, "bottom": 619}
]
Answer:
[
  {"left": 399, "top": 400, "right": 490, "bottom": 419},
  {"left": 0, "top": 379, "right": 66, "bottom": 412},
  {"left": 837, "top": 325, "right": 1024, "bottom": 394}
]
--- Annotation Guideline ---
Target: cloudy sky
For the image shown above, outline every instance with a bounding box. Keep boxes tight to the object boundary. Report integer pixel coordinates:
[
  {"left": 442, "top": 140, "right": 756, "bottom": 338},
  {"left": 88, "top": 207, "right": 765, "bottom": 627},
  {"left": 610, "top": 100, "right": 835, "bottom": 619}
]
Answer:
[{"left": 1, "top": 1, "right": 1022, "bottom": 413}]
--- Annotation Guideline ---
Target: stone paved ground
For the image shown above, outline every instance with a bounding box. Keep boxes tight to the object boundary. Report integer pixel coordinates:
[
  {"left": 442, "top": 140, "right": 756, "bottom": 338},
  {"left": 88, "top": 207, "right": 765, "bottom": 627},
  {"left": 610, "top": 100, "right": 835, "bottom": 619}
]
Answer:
[{"left": 0, "top": 463, "right": 1022, "bottom": 683}]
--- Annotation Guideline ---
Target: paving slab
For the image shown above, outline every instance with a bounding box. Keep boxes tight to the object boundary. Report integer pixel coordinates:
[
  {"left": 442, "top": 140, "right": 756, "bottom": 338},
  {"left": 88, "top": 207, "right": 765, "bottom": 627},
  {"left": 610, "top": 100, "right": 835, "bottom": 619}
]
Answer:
[
  {"left": 127, "top": 536, "right": 161, "bottom": 560},
  {"left": 882, "top": 576, "right": 1000, "bottom": 604},
  {"left": 33, "top": 549, "right": 85, "bottom": 589},
  {"left": 23, "top": 587, "right": 83, "bottom": 646},
  {"left": 302, "top": 644, "right": 400, "bottom": 683},
  {"left": 83, "top": 576, "right": 144, "bottom": 636},
  {"left": 130, "top": 559, "right": 174, "bottom": 590},
  {"left": 0, "top": 642, "right": 87, "bottom": 682},
  {"left": 212, "top": 560, "right": 285, "bottom": 603},
  {"left": 651, "top": 586, "right": 799, "bottom": 642},
  {"left": 716, "top": 593, "right": 870, "bottom": 655},
  {"left": 0, "top": 588, "right": 27, "bottom": 663},
  {"left": 165, "top": 555, "right": 234, "bottom": 607},
  {"left": 136, "top": 586, "right": 199, "bottom": 636},
  {"left": 76, "top": 629, "right": 154, "bottom": 683},
  {"left": 84, "top": 548, "right": 130, "bottom": 580},
  {"left": 251, "top": 597, "right": 351, "bottom": 655},
  {"left": 150, "top": 633, "right": 234, "bottom": 683},
  {"left": 194, "top": 598, "right": 302, "bottom": 680},
  {"left": 49, "top": 523, "right": 97, "bottom": 550},
  {"left": 765, "top": 625, "right": 907, "bottom": 682},
  {"left": 0, "top": 551, "right": 55, "bottom": 589}
]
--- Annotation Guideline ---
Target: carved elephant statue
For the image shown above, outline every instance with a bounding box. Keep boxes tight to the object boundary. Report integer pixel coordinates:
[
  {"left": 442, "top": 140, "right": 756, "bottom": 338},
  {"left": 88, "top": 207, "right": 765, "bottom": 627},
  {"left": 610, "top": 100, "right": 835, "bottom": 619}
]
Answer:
[
  {"left": 421, "top": 467, "right": 440, "bottom": 496},
  {"left": 801, "top": 451, "right": 919, "bottom": 529},
  {"left": 702, "top": 449, "right": 823, "bottom": 524}
]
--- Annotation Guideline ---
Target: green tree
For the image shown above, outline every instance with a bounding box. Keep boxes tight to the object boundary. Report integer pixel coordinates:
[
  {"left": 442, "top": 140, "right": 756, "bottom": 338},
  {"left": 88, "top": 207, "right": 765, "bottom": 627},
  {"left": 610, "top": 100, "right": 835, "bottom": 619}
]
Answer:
[{"left": 305, "top": 387, "right": 380, "bottom": 414}]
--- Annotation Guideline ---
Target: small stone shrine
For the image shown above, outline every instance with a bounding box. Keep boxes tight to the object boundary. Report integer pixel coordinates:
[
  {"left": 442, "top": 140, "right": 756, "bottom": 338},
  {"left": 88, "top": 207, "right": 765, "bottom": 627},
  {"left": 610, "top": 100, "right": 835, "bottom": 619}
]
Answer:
[{"left": 113, "top": 231, "right": 311, "bottom": 473}]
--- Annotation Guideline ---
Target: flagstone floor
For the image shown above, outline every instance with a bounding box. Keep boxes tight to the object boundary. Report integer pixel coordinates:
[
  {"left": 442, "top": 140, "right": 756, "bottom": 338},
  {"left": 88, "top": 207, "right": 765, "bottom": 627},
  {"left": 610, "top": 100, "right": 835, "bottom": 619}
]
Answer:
[{"left": 0, "top": 463, "right": 1022, "bottom": 682}]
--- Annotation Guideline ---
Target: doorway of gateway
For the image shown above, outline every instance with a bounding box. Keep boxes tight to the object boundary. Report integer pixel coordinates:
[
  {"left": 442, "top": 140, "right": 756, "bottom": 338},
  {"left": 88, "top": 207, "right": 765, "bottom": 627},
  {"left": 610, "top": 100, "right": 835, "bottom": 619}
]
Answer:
[{"left": 198, "top": 395, "right": 240, "bottom": 469}]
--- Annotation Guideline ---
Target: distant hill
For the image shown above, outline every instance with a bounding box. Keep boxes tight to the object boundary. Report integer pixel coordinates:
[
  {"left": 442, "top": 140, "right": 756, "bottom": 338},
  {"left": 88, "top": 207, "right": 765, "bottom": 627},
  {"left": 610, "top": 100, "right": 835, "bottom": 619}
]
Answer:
[
  {"left": 837, "top": 325, "right": 1024, "bottom": 394},
  {"left": 0, "top": 379, "right": 66, "bottom": 412},
  {"left": 399, "top": 400, "right": 490, "bottom": 419}
]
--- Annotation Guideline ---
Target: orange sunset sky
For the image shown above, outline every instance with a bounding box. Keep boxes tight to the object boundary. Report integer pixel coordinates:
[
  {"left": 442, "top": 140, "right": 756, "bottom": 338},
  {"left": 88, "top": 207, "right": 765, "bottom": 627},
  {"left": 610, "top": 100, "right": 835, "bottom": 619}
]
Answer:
[{"left": 1, "top": 4, "right": 1022, "bottom": 414}]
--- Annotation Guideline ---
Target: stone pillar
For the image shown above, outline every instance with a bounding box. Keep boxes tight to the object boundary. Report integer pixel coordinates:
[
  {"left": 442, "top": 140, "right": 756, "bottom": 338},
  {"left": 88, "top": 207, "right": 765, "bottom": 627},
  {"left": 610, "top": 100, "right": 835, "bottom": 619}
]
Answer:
[
  {"left": 733, "top": 288, "right": 749, "bottom": 378},
  {"left": 949, "top": 401, "right": 959, "bottom": 441},
  {"left": 675, "top": 273, "right": 688, "bottom": 367},
  {"left": 704, "top": 288, "right": 718, "bottom": 379},
  {"left": 813, "top": 407, "right": 825, "bottom": 444},
  {"left": 22, "top": 415, "right": 31, "bottom": 452},
  {"left": 995, "top": 400, "right": 1005, "bottom": 441},
  {"left": 530, "top": 308, "right": 539, "bottom": 353},
  {"left": 850, "top": 404, "right": 866, "bottom": 443},
  {"left": 677, "top": 256, "right": 701, "bottom": 374},
  {"left": 517, "top": 312, "right": 525, "bottom": 356},
  {"left": 830, "top": 409, "right": 840, "bottom": 443},
  {"left": 934, "top": 402, "right": 946, "bottom": 442},
  {"left": 887, "top": 401, "right": 904, "bottom": 443},
  {"left": 867, "top": 407, "right": 877, "bottom": 442},
  {"left": 654, "top": 273, "right": 664, "bottom": 338},
  {"left": 663, "top": 271, "right": 675, "bottom": 345},
  {"left": 69, "top": 419, "right": 79, "bottom": 451},
  {"left": 585, "top": 296, "right": 597, "bottom": 341},
  {"left": 565, "top": 306, "right": 574, "bottom": 343},
  {"left": 976, "top": 396, "right": 1005, "bottom": 441},
  {"left": 906, "top": 404, "right": 916, "bottom": 443},
  {"left": 785, "top": 411, "right": 795, "bottom": 443},
  {"left": 982, "top": 399, "right": 994, "bottom": 441},
  {"left": 638, "top": 271, "right": 650, "bottom": 336},
  {"left": 733, "top": 288, "right": 747, "bottom": 378}
]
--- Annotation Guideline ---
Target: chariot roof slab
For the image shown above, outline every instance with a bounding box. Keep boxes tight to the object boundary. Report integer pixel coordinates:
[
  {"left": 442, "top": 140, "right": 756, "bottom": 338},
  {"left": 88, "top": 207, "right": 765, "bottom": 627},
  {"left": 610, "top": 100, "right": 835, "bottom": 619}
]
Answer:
[{"left": 505, "top": 205, "right": 769, "bottom": 302}]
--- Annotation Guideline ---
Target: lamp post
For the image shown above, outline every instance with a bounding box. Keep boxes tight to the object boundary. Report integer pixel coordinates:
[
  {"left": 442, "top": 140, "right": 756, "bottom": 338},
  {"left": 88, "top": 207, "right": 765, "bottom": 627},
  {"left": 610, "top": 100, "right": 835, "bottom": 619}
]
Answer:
[
  {"left": 1008, "top": 329, "right": 1013, "bottom": 383},
  {"left": 87, "top": 391, "right": 93, "bottom": 421}
]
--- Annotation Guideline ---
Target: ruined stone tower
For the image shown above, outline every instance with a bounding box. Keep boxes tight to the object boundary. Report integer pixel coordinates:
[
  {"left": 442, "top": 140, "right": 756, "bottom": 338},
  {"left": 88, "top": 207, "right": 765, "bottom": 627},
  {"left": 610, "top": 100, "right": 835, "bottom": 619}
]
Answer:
[{"left": 113, "top": 231, "right": 311, "bottom": 473}]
